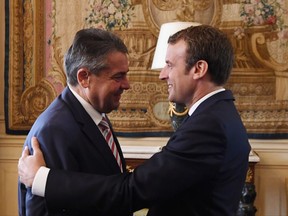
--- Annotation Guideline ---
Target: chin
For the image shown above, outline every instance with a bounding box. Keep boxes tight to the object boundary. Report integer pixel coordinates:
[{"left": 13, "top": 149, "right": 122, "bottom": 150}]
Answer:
[
  {"left": 169, "top": 99, "right": 182, "bottom": 104},
  {"left": 112, "top": 103, "right": 120, "bottom": 110},
  {"left": 168, "top": 96, "right": 175, "bottom": 103}
]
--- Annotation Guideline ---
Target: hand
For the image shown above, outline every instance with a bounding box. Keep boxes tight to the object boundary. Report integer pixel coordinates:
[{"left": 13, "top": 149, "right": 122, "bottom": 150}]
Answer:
[{"left": 18, "top": 137, "right": 46, "bottom": 187}]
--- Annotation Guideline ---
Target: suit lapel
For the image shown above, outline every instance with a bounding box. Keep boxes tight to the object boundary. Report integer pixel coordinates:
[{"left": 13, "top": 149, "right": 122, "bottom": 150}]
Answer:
[{"left": 60, "top": 87, "right": 124, "bottom": 172}]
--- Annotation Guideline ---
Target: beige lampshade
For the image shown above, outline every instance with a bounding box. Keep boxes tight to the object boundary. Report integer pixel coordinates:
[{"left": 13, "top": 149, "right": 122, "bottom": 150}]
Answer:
[{"left": 151, "top": 22, "right": 201, "bottom": 70}]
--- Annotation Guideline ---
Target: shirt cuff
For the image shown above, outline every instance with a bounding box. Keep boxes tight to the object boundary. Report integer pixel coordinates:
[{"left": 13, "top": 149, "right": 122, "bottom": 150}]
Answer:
[{"left": 31, "top": 166, "right": 50, "bottom": 197}]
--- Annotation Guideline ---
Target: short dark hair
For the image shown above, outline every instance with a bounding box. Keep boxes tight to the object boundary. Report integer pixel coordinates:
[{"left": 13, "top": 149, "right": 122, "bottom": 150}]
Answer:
[
  {"left": 168, "top": 25, "right": 234, "bottom": 85},
  {"left": 64, "top": 28, "right": 128, "bottom": 86}
]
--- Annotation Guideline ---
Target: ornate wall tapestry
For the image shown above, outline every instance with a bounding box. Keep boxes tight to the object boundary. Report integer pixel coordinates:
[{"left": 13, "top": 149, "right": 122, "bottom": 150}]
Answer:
[{"left": 5, "top": 0, "right": 288, "bottom": 138}]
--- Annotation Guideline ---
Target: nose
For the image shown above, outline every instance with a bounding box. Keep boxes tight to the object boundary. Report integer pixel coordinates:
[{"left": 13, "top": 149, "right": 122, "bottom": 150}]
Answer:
[
  {"left": 159, "top": 66, "right": 168, "bottom": 81},
  {"left": 122, "top": 77, "right": 130, "bottom": 90}
]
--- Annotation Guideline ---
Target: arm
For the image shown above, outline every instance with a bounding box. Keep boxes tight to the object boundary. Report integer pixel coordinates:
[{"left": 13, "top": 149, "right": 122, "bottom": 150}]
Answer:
[
  {"left": 19, "top": 114, "right": 227, "bottom": 214},
  {"left": 18, "top": 137, "right": 133, "bottom": 214}
]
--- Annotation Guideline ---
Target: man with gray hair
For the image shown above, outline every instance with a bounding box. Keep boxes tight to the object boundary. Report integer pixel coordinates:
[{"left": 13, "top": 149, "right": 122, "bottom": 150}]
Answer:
[{"left": 18, "top": 28, "right": 131, "bottom": 216}]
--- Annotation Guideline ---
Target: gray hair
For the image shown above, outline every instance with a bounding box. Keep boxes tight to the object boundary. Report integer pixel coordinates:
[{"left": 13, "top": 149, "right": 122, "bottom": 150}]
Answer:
[{"left": 64, "top": 28, "right": 128, "bottom": 86}]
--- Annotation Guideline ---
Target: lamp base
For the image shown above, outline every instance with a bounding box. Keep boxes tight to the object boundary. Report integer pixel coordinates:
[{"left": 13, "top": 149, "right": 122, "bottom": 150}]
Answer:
[{"left": 168, "top": 102, "right": 188, "bottom": 131}]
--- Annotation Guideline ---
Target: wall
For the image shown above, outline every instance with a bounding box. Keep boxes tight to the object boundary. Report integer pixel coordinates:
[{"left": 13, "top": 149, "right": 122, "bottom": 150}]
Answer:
[
  {"left": 1, "top": 1, "right": 288, "bottom": 216},
  {"left": 5, "top": 0, "right": 288, "bottom": 136},
  {"left": 0, "top": 2, "right": 24, "bottom": 215},
  {"left": 252, "top": 139, "right": 288, "bottom": 216},
  {"left": 1, "top": 135, "right": 288, "bottom": 216}
]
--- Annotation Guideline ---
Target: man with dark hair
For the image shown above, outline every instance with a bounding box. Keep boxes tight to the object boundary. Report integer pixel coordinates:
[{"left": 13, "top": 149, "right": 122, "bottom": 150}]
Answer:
[{"left": 19, "top": 25, "right": 251, "bottom": 216}]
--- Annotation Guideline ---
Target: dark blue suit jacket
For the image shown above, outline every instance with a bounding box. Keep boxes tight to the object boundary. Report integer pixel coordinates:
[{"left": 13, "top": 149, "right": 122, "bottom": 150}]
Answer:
[
  {"left": 32, "top": 90, "right": 251, "bottom": 216},
  {"left": 18, "top": 87, "right": 127, "bottom": 216}
]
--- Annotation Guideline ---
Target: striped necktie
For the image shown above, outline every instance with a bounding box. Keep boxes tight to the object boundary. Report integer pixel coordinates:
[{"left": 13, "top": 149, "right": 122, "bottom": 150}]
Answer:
[{"left": 99, "top": 116, "right": 123, "bottom": 172}]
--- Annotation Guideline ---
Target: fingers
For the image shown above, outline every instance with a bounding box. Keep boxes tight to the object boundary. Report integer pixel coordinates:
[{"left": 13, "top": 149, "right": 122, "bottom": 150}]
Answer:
[
  {"left": 31, "top": 137, "right": 46, "bottom": 166},
  {"left": 31, "top": 137, "right": 41, "bottom": 155},
  {"left": 18, "top": 136, "right": 45, "bottom": 187},
  {"left": 18, "top": 150, "right": 34, "bottom": 187},
  {"left": 20, "top": 136, "right": 39, "bottom": 159},
  {"left": 21, "top": 145, "right": 30, "bottom": 158}
]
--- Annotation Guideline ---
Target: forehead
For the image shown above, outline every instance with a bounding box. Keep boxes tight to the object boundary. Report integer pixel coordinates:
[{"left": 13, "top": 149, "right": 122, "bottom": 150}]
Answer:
[
  {"left": 166, "top": 40, "right": 187, "bottom": 62},
  {"left": 102, "top": 51, "right": 129, "bottom": 75},
  {"left": 106, "top": 50, "right": 128, "bottom": 61}
]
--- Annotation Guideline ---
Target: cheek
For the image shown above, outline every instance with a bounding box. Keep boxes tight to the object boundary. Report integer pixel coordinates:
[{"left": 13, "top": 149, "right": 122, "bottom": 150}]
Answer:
[
  {"left": 87, "top": 83, "right": 103, "bottom": 102},
  {"left": 88, "top": 90, "right": 101, "bottom": 106},
  {"left": 173, "top": 74, "right": 184, "bottom": 88},
  {"left": 98, "top": 86, "right": 117, "bottom": 103},
  {"left": 176, "top": 75, "right": 190, "bottom": 91}
]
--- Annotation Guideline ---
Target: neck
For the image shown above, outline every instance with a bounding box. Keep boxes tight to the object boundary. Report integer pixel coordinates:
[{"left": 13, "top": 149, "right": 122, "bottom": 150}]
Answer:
[{"left": 187, "top": 85, "right": 223, "bottom": 108}]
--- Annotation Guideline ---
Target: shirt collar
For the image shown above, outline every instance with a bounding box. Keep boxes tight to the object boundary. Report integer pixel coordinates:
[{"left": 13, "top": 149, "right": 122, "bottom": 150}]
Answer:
[
  {"left": 68, "top": 85, "right": 104, "bottom": 125},
  {"left": 188, "top": 88, "right": 225, "bottom": 116}
]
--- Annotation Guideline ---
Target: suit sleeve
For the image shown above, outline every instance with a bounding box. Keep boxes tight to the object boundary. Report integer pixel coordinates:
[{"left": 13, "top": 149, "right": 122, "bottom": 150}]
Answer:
[{"left": 45, "top": 113, "right": 227, "bottom": 214}]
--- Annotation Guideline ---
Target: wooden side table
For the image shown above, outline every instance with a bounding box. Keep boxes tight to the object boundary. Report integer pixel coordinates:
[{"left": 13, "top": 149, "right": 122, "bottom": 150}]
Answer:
[{"left": 236, "top": 151, "right": 260, "bottom": 216}]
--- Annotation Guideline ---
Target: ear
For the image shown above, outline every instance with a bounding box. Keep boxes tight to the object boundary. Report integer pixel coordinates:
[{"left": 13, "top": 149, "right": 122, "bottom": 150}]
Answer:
[
  {"left": 77, "top": 68, "right": 90, "bottom": 88},
  {"left": 192, "top": 60, "right": 208, "bottom": 80}
]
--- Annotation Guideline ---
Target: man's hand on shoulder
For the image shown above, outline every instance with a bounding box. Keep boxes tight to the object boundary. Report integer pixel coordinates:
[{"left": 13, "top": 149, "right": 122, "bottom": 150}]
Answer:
[{"left": 18, "top": 137, "right": 46, "bottom": 187}]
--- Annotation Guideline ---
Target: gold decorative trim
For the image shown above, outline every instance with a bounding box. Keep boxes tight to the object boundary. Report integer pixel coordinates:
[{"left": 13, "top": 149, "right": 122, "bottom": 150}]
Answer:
[
  {"left": 251, "top": 32, "right": 288, "bottom": 71},
  {"left": 20, "top": 79, "right": 57, "bottom": 127},
  {"left": 142, "top": 0, "right": 222, "bottom": 36},
  {"left": 6, "top": 0, "right": 57, "bottom": 132},
  {"left": 5, "top": 0, "right": 288, "bottom": 135}
]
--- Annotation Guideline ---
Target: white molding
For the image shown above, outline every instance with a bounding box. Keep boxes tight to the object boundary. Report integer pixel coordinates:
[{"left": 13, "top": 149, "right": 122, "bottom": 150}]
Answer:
[
  {"left": 250, "top": 139, "right": 288, "bottom": 150},
  {"left": 0, "top": 134, "right": 287, "bottom": 160}
]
